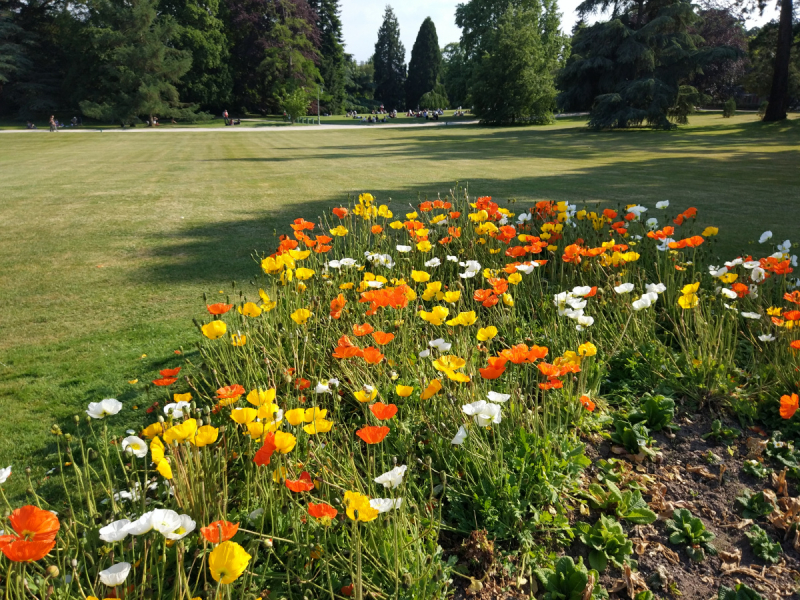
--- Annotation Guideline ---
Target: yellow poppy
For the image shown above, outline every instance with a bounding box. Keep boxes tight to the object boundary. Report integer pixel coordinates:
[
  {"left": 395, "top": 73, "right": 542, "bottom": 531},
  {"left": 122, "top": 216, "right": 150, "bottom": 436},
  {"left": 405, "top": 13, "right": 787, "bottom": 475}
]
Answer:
[
  {"left": 156, "top": 459, "right": 172, "bottom": 479},
  {"left": 273, "top": 431, "right": 297, "bottom": 454},
  {"left": 247, "top": 388, "right": 276, "bottom": 407},
  {"left": 354, "top": 388, "right": 378, "bottom": 403},
  {"left": 303, "top": 419, "right": 333, "bottom": 434},
  {"left": 295, "top": 268, "right": 315, "bottom": 280},
  {"left": 201, "top": 320, "right": 227, "bottom": 340},
  {"left": 477, "top": 326, "right": 498, "bottom": 341},
  {"left": 285, "top": 408, "right": 306, "bottom": 426},
  {"left": 190, "top": 425, "right": 219, "bottom": 447},
  {"left": 230, "top": 408, "right": 258, "bottom": 425},
  {"left": 238, "top": 302, "right": 261, "bottom": 317},
  {"left": 411, "top": 270, "right": 431, "bottom": 283},
  {"left": 164, "top": 419, "right": 198, "bottom": 444},
  {"left": 420, "top": 379, "right": 442, "bottom": 400},
  {"left": 344, "top": 491, "right": 378, "bottom": 522},
  {"left": 419, "top": 306, "right": 449, "bottom": 326},
  {"left": 395, "top": 385, "right": 413, "bottom": 397},
  {"left": 578, "top": 342, "right": 597, "bottom": 357},
  {"left": 445, "top": 311, "right": 477, "bottom": 327},
  {"left": 209, "top": 541, "right": 251, "bottom": 584},
  {"left": 291, "top": 308, "right": 312, "bottom": 325}
]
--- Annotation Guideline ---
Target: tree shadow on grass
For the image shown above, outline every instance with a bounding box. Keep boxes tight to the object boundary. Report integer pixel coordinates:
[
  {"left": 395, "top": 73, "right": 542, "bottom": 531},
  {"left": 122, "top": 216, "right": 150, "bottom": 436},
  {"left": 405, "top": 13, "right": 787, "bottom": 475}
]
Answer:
[{"left": 136, "top": 149, "right": 800, "bottom": 288}]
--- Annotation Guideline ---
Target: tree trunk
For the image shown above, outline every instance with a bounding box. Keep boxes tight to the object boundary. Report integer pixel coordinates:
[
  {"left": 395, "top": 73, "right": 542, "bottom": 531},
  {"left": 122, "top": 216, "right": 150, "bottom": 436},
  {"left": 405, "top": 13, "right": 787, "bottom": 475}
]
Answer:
[{"left": 764, "top": 0, "right": 793, "bottom": 122}]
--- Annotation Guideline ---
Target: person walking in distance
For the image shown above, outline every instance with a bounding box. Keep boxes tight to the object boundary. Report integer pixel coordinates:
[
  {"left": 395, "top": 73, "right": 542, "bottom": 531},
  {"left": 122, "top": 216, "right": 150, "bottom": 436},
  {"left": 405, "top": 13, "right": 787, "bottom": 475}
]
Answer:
[
  {"left": 223, "top": 109, "right": 229, "bottom": 125},
  {"left": 49, "top": 115, "right": 58, "bottom": 132}
]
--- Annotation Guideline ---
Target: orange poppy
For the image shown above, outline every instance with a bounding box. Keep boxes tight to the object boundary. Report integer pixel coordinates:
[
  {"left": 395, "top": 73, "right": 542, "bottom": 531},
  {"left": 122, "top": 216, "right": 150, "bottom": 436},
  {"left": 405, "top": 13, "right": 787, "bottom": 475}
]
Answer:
[
  {"left": 207, "top": 303, "right": 233, "bottom": 315},
  {"left": 290, "top": 218, "right": 315, "bottom": 231},
  {"left": 295, "top": 378, "right": 311, "bottom": 390},
  {"left": 539, "top": 378, "right": 563, "bottom": 390},
  {"left": 488, "top": 278, "right": 508, "bottom": 295},
  {"left": 200, "top": 520, "right": 239, "bottom": 544},
  {"left": 371, "top": 331, "right": 395, "bottom": 345},
  {"left": 160, "top": 367, "right": 181, "bottom": 377},
  {"left": 683, "top": 207, "right": 698, "bottom": 219},
  {"left": 785, "top": 291, "right": 800, "bottom": 305},
  {"left": 791, "top": 340, "right": 800, "bottom": 351},
  {"left": 332, "top": 207, "right": 348, "bottom": 219},
  {"left": 285, "top": 471, "right": 315, "bottom": 492},
  {"left": 506, "top": 246, "right": 528, "bottom": 258},
  {"left": 370, "top": 402, "right": 397, "bottom": 420},
  {"left": 152, "top": 377, "right": 177, "bottom": 386},
  {"left": 362, "top": 347, "right": 385, "bottom": 364},
  {"left": 579, "top": 395, "right": 596, "bottom": 412},
  {"left": 352, "top": 323, "right": 374, "bottom": 337},
  {"left": 673, "top": 214, "right": 685, "bottom": 226},
  {"left": 217, "top": 384, "right": 246, "bottom": 399},
  {"left": 0, "top": 505, "right": 60, "bottom": 563},
  {"left": 356, "top": 425, "right": 389, "bottom": 444},
  {"left": 784, "top": 310, "right": 800, "bottom": 322},
  {"left": 731, "top": 283, "right": 750, "bottom": 298},
  {"left": 342, "top": 584, "right": 354, "bottom": 597},
  {"left": 333, "top": 345, "right": 363, "bottom": 359},
  {"left": 330, "top": 294, "right": 347, "bottom": 320},
  {"left": 253, "top": 433, "right": 276, "bottom": 466},
  {"left": 500, "top": 344, "right": 534, "bottom": 364},
  {"left": 371, "top": 225, "right": 383, "bottom": 235},
  {"left": 780, "top": 393, "right": 799, "bottom": 419},
  {"left": 308, "top": 502, "right": 338, "bottom": 520}
]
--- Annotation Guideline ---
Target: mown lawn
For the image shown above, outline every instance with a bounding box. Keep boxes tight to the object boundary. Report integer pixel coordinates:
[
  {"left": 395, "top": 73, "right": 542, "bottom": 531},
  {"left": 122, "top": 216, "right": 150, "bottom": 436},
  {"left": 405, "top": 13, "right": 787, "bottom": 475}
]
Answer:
[{"left": 0, "top": 113, "right": 797, "bottom": 499}]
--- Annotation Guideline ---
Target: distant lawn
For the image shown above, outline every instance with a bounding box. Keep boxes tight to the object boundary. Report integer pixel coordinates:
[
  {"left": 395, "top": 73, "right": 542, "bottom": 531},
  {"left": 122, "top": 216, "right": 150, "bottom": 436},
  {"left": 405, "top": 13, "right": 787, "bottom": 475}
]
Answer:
[{"left": 0, "top": 113, "right": 798, "bottom": 499}]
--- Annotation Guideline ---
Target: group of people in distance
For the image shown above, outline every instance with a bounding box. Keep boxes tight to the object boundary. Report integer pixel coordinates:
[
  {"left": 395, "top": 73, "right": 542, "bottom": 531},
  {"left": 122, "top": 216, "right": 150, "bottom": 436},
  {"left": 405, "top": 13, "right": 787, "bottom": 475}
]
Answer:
[{"left": 222, "top": 110, "right": 241, "bottom": 126}]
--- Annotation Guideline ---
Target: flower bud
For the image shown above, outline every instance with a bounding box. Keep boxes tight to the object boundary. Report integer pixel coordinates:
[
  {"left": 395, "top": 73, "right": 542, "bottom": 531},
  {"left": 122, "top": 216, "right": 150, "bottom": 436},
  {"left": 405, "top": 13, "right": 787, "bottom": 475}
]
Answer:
[{"left": 46, "top": 565, "right": 60, "bottom": 578}]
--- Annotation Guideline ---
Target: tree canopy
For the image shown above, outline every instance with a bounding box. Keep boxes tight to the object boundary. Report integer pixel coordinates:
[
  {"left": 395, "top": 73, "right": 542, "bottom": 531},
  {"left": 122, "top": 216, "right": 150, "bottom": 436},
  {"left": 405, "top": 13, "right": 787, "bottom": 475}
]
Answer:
[
  {"left": 373, "top": 6, "right": 406, "bottom": 110},
  {"left": 308, "top": 0, "right": 346, "bottom": 114},
  {"left": 406, "top": 17, "right": 441, "bottom": 109}
]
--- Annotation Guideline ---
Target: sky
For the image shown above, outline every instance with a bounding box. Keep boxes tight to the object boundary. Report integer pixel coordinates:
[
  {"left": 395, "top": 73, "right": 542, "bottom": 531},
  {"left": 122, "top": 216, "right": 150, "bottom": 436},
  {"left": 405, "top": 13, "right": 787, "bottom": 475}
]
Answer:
[{"left": 339, "top": 0, "right": 780, "bottom": 63}]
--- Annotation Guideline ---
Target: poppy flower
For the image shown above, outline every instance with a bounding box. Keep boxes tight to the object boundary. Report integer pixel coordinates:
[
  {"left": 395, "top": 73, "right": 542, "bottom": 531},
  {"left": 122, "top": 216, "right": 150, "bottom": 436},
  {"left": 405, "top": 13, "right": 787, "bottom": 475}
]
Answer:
[
  {"left": 330, "top": 294, "right": 347, "bottom": 319},
  {"left": 372, "top": 331, "right": 395, "bottom": 345},
  {"left": 207, "top": 303, "right": 233, "bottom": 315},
  {"left": 343, "top": 491, "right": 379, "bottom": 522},
  {"left": 295, "top": 378, "right": 311, "bottom": 390},
  {"left": 356, "top": 425, "right": 389, "bottom": 444},
  {"left": 152, "top": 377, "right": 177, "bottom": 386},
  {"left": 791, "top": 340, "right": 800, "bottom": 351},
  {"left": 209, "top": 541, "right": 251, "bottom": 584},
  {"left": 352, "top": 323, "right": 374, "bottom": 337},
  {"left": 200, "top": 520, "right": 239, "bottom": 544},
  {"left": 285, "top": 471, "right": 315, "bottom": 492},
  {"left": 420, "top": 379, "right": 442, "bottom": 400},
  {"left": 201, "top": 320, "right": 227, "bottom": 340},
  {"left": 362, "top": 347, "right": 384, "bottom": 364},
  {"left": 253, "top": 434, "right": 276, "bottom": 466},
  {"left": 579, "top": 395, "right": 596, "bottom": 412},
  {"left": 332, "top": 207, "right": 348, "bottom": 219},
  {"left": 160, "top": 367, "right": 181, "bottom": 377},
  {"left": 780, "top": 393, "right": 799, "bottom": 419},
  {"left": 217, "top": 384, "right": 245, "bottom": 400},
  {"left": 370, "top": 402, "right": 397, "bottom": 420},
  {"left": 0, "top": 505, "right": 60, "bottom": 562},
  {"left": 309, "top": 502, "right": 338, "bottom": 520},
  {"left": 342, "top": 585, "right": 354, "bottom": 597}
]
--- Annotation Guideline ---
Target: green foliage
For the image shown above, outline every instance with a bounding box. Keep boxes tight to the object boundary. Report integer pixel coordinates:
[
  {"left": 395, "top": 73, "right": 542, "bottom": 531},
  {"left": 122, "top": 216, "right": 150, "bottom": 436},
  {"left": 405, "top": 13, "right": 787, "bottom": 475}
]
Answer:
[
  {"left": 718, "top": 583, "right": 765, "bottom": 600},
  {"left": 629, "top": 393, "right": 677, "bottom": 432},
  {"left": 764, "top": 432, "right": 800, "bottom": 472},
  {"left": 442, "top": 42, "right": 469, "bottom": 108},
  {"left": 447, "top": 428, "right": 590, "bottom": 548},
  {"left": 0, "top": 7, "right": 29, "bottom": 86},
  {"left": 280, "top": 88, "right": 310, "bottom": 123},
  {"left": 735, "top": 489, "right": 774, "bottom": 519},
  {"left": 558, "top": 0, "right": 738, "bottom": 129},
  {"left": 610, "top": 419, "right": 656, "bottom": 456},
  {"left": 665, "top": 508, "right": 717, "bottom": 561},
  {"left": 742, "top": 460, "right": 771, "bottom": 479},
  {"left": 745, "top": 525, "right": 782, "bottom": 564},
  {"left": 373, "top": 6, "right": 406, "bottom": 109},
  {"left": 79, "top": 0, "right": 197, "bottom": 126},
  {"left": 600, "top": 343, "right": 672, "bottom": 404},
  {"left": 576, "top": 514, "right": 634, "bottom": 571},
  {"left": 344, "top": 56, "right": 377, "bottom": 112},
  {"left": 405, "top": 17, "right": 441, "bottom": 109},
  {"left": 722, "top": 98, "right": 737, "bottom": 118},
  {"left": 471, "top": 3, "right": 564, "bottom": 124},
  {"left": 308, "top": 0, "right": 346, "bottom": 114},
  {"left": 534, "top": 556, "right": 606, "bottom": 600},
  {"left": 743, "top": 21, "right": 800, "bottom": 101},
  {"left": 419, "top": 84, "right": 449, "bottom": 109},
  {"left": 580, "top": 480, "right": 658, "bottom": 524},
  {"left": 702, "top": 419, "right": 740, "bottom": 445}
]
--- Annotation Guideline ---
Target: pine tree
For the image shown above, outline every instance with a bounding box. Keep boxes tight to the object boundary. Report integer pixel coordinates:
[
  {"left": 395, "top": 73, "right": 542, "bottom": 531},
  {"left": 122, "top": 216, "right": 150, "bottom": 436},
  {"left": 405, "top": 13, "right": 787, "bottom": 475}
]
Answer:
[
  {"left": 557, "top": 0, "right": 737, "bottom": 129},
  {"left": 405, "top": 17, "right": 441, "bottom": 109},
  {"left": 373, "top": 6, "right": 406, "bottom": 110},
  {"left": 79, "top": 0, "right": 195, "bottom": 126},
  {"left": 308, "top": 0, "right": 346, "bottom": 114},
  {"left": 159, "top": 0, "right": 233, "bottom": 112},
  {"left": 471, "top": 3, "right": 562, "bottom": 124}
]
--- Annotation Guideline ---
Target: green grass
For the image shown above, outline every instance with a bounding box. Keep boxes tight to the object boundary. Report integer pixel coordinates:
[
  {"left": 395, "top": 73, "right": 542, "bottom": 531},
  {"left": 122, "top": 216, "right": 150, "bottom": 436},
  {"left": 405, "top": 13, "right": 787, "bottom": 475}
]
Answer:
[{"left": 0, "top": 112, "right": 798, "bottom": 499}]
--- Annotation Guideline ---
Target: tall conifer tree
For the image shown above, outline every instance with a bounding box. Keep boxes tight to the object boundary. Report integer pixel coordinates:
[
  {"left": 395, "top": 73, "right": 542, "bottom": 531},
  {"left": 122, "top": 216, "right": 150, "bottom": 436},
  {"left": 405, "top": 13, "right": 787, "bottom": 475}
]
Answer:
[
  {"left": 308, "top": 0, "right": 346, "bottom": 114},
  {"left": 405, "top": 17, "right": 441, "bottom": 109},
  {"left": 373, "top": 5, "right": 406, "bottom": 110}
]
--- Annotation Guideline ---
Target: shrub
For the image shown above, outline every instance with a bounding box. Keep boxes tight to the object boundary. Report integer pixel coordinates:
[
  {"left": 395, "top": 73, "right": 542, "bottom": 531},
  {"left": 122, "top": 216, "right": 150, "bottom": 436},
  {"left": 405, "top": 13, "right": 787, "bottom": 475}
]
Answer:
[{"left": 722, "top": 98, "right": 737, "bottom": 117}]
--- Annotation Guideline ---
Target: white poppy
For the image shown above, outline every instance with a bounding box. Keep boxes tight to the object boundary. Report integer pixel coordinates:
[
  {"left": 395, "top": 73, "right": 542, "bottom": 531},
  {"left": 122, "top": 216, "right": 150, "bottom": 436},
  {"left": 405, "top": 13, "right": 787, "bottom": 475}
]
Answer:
[
  {"left": 632, "top": 296, "right": 653, "bottom": 311},
  {"left": 99, "top": 519, "right": 131, "bottom": 543},
  {"left": 374, "top": 465, "right": 407, "bottom": 489},
  {"left": 656, "top": 238, "right": 675, "bottom": 252},
  {"left": 749, "top": 284, "right": 759, "bottom": 298},
  {"left": 645, "top": 282, "right": 666, "bottom": 294},
  {"left": 758, "top": 334, "right": 776, "bottom": 342},
  {"left": 655, "top": 200, "right": 669, "bottom": 209},
  {"left": 369, "top": 498, "right": 402, "bottom": 513},
  {"left": 758, "top": 231, "right": 773, "bottom": 244},
  {"left": 517, "top": 213, "right": 531, "bottom": 223},
  {"left": 566, "top": 297, "right": 587, "bottom": 310},
  {"left": 0, "top": 466, "right": 10, "bottom": 484},
  {"left": 121, "top": 436, "right": 148, "bottom": 458},
  {"left": 150, "top": 509, "right": 182, "bottom": 535},
  {"left": 576, "top": 315, "right": 595, "bottom": 328},
  {"left": 451, "top": 425, "right": 468, "bottom": 445},
  {"left": 487, "top": 391, "right": 511, "bottom": 403},
  {"left": 429, "top": 338, "right": 452, "bottom": 352},
  {"left": 248, "top": 508, "right": 264, "bottom": 523},
  {"left": 86, "top": 398, "right": 122, "bottom": 419},
  {"left": 164, "top": 514, "right": 196, "bottom": 540},
  {"left": 462, "top": 400, "right": 502, "bottom": 427},
  {"left": 645, "top": 217, "right": 659, "bottom": 230},
  {"left": 425, "top": 258, "right": 441, "bottom": 268},
  {"left": 516, "top": 263, "right": 536, "bottom": 274},
  {"left": 99, "top": 562, "right": 131, "bottom": 587},
  {"left": 315, "top": 381, "right": 333, "bottom": 394},
  {"left": 446, "top": 255, "right": 459, "bottom": 262},
  {"left": 777, "top": 240, "right": 791, "bottom": 253},
  {"left": 626, "top": 205, "right": 647, "bottom": 219},
  {"left": 613, "top": 283, "right": 635, "bottom": 294},
  {"left": 163, "top": 401, "right": 190, "bottom": 419},
  {"left": 750, "top": 267, "right": 767, "bottom": 283},
  {"left": 396, "top": 245, "right": 412, "bottom": 253},
  {"left": 572, "top": 286, "right": 593, "bottom": 297},
  {"left": 366, "top": 280, "right": 384, "bottom": 288},
  {"left": 720, "top": 288, "right": 738, "bottom": 299},
  {"left": 708, "top": 265, "right": 728, "bottom": 278},
  {"left": 740, "top": 312, "right": 761, "bottom": 320},
  {"left": 418, "top": 349, "right": 431, "bottom": 358},
  {"left": 725, "top": 258, "right": 743, "bottom": 268}
]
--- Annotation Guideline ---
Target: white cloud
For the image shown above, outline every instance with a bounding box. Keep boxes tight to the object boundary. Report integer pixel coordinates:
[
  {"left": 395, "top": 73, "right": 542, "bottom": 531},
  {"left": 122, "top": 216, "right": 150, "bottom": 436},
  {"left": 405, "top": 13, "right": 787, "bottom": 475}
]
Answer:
[{"left": 340, "top": 0, "right": 778, "bottom": 64}]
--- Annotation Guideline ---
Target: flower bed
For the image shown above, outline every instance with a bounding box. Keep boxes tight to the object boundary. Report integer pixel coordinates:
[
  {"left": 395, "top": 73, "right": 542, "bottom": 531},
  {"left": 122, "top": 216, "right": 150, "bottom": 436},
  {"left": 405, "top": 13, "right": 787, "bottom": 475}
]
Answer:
[{"left": 1, "top": 190, "right": 798, "bottom": 599}]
